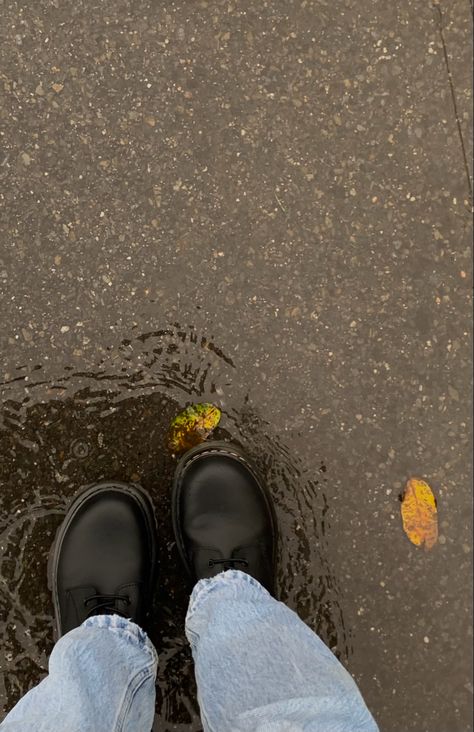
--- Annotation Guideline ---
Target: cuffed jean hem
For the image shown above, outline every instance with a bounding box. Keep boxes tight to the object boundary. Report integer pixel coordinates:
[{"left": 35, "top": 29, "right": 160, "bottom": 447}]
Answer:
[
  {"left": 186, "top": 569, "right": 267, "bottom": 630},
  {"left": 0, "top": 614, "right": 158, "bottom": 732},
  {"left": 82, "top": 613, "right": 158, "bottom": 668}
]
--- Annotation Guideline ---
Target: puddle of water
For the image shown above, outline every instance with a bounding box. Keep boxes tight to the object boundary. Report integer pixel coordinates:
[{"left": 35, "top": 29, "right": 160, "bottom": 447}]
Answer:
[{"left": 0, "top": 324, "right": 349, "bottom": 730}]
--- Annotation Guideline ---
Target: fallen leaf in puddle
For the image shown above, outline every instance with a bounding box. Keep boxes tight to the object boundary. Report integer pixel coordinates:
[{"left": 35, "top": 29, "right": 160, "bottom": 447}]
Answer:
[
  {"left": 169, "top": 403, "right": 221, "bottom": 454},
  {"left": 401, "top": 478, "right": 438, "bottom": 550}
]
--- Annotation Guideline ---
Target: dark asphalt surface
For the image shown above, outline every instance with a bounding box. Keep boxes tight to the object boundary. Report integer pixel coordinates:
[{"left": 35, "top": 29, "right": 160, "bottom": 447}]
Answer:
[{"left": 0, "top": 1, "right": 472, "bottom": 730}]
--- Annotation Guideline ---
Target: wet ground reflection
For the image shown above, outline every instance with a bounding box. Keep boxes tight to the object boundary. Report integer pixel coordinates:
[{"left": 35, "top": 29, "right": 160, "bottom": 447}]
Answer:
[{"left": 0, "top": 325, "right": 349, "bottom": 729}]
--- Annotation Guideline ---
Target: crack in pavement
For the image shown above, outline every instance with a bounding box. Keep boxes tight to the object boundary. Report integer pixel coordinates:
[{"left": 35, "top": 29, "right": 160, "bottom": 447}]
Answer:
[{"left": 433, "top": 1, "right": 473, "bottom": 202}]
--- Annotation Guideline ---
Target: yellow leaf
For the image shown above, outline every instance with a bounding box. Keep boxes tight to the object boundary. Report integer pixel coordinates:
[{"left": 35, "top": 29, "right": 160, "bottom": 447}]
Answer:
[
  {"left": 52, "top": 82, "right": 64, "bottom": 93},
  {"left": 168, "top": 403, "right": 221, "bottom": 454},
  {"left": 401, "top": 478, "right": 438, "bottom": 550}
]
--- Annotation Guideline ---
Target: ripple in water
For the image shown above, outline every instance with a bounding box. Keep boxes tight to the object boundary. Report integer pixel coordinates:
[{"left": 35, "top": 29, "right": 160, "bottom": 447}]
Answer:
[{"left": 0, "top": 323, "right": 350, "bottom": 730}]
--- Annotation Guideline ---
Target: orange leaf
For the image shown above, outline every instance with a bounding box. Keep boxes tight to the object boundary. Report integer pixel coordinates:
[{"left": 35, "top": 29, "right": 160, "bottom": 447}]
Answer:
[{"left": 401, "top": 478, "right": 438, "bottom": 550}]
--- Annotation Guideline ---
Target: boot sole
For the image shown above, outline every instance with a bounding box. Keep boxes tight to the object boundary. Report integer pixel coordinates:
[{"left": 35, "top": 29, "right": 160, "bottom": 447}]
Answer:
[
  {"left": 171, "top": 440, "right": 278, "bottom": 587},
  {"left": 48, "top": 481, "right": 158, "bottom": 639}
]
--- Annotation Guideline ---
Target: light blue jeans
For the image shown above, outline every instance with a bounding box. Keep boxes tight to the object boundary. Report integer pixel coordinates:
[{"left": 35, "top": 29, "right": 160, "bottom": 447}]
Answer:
[{"left": 0, "top": 571, "right": 378, "bottom": 732}]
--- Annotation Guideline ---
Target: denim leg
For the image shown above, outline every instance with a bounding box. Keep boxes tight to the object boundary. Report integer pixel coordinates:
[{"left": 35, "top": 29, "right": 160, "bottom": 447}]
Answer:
[
  {"left": 0, "top": 614, "right": 158, "bottom": 732},
  {"left": 186, "top": 570, "right": 379, "bottom": 732}
]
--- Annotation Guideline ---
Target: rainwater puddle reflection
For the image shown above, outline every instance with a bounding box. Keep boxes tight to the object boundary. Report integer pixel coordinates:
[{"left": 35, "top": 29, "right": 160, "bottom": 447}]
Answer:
[{"left": 0, "top": 324, "right": 349, "bottom": 730}]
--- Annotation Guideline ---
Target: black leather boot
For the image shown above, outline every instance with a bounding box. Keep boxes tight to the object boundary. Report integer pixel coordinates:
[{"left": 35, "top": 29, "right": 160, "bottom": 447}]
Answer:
[
  {"left": 49, "top": 482, "right": 158, "bottom": 637},
  {"left": 172, "top": 442, "right": 277, "bottom": 594}
]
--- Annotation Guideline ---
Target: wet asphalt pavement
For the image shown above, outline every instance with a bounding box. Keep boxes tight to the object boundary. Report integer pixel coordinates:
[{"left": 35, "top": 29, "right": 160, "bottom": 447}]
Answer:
[{"left": 0, "top": 1, "right": 472, "bottom": 730}]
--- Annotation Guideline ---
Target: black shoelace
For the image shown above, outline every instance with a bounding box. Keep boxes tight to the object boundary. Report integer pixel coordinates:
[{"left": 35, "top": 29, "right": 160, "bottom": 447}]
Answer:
[
  {"left": 208, "top": 558, "right": 249, "bottom": 568},
  {"left": 84, "top": 593, "right": 131, "bottom": 618}
]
